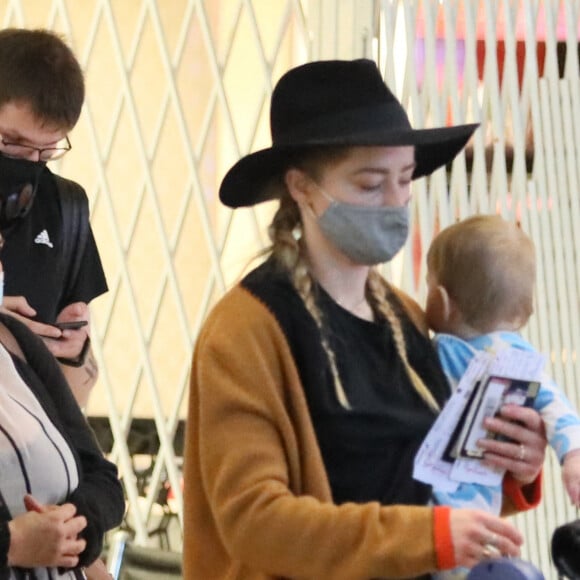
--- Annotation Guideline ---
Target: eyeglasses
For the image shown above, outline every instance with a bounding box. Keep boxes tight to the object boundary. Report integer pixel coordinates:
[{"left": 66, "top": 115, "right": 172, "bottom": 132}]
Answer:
[{"left": 0, "top": 135, "right": 72, "bottom": 161}]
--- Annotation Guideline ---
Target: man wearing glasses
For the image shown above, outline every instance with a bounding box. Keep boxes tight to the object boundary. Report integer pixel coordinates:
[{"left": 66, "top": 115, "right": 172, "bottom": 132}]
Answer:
[{"left": 0, "top": 28, "right": 107, "bottom": 409}]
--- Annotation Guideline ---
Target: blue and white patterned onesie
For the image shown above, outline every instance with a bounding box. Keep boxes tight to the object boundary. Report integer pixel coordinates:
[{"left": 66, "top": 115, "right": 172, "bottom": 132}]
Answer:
[
  {"left": 432, "top": 331, "right": 580, "bottom": 515},
  {"left": 431, "top": 331, "right": 580, "bottom": 580}
]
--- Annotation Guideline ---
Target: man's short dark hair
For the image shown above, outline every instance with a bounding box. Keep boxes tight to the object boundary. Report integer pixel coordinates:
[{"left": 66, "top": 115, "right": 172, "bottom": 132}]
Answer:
[{"left": 0, "top": 28, "right": 85, "bottom": 130}]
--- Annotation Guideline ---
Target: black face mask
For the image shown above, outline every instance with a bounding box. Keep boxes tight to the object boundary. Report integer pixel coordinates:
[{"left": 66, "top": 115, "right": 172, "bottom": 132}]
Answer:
[{"left": 0, "top": 153, "right": 45, "bottom": 230}]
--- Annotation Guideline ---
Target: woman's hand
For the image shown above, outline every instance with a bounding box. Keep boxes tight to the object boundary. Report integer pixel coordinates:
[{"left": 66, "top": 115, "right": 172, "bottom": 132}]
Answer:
[
  {"left": 450, "top": 508, "right": 523, "bottom": 570},
  {"left": 7, "top": 500, "right": 87, "bottom": 569},
  {"left": 477, "top": 405, "right": 547, "bottom": 485}
]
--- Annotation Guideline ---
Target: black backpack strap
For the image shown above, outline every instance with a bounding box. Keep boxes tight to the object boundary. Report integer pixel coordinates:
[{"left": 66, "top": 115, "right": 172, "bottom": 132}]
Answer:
[{"left": 54, "top": 175, "right": 90, "bottom": 303}]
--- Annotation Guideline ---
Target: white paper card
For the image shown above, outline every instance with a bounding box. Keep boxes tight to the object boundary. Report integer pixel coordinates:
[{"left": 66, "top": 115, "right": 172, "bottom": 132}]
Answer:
[{"left": 413, "top": 347, "right": 545, "bottom": 490}]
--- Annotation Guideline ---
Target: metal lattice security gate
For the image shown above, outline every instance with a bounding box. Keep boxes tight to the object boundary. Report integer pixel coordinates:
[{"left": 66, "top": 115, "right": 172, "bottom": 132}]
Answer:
[
  {"left": 1, "top": 1, "right": 579, "bottom": 577},
  {"left": 0, "top": 0, "right": 317, "bottom": 551},
  {"left": 374, "top": 3, "right": 580, "bottom": 578}
]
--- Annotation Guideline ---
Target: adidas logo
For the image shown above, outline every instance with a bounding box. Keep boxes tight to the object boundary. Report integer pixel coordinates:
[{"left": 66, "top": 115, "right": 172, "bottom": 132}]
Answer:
[{"left": 34, "top": 229, "right": 54, "bottom": 248}]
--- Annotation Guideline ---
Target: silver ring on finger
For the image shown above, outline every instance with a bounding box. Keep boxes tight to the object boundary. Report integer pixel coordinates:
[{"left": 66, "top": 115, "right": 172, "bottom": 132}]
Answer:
[
  {"left": 517, "top": 443, "right": 526, "bottom": 462},
  {"left": 481, "top": 542, "right": 501, "bottom": 560}
]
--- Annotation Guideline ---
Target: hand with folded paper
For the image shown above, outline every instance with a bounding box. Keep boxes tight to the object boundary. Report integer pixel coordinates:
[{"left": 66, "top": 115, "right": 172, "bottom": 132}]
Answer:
[{"left": 414, "top": 347, "right": 545, "bottom": 490}]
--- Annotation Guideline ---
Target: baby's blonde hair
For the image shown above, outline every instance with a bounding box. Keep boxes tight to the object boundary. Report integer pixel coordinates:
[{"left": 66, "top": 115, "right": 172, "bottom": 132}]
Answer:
[
  {"left": 427, "top": 214, "right": 536, "bottom": 333},
  {"left": 266, "top": 147, "right": 439, "bottom": 412}
]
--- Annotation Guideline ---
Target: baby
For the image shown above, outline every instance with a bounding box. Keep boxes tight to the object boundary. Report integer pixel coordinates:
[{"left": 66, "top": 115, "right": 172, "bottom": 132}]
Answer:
[{"left": 425, "top": 214, "right": 580, "bottom": 514}]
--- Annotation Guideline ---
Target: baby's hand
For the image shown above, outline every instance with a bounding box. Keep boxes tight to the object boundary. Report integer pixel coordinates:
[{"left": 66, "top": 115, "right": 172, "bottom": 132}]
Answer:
[{"left": 562, "top": 450, "right": 580, "bottom": 506}]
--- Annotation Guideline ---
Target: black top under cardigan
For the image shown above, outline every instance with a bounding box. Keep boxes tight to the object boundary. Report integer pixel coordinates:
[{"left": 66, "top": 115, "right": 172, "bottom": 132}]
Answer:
[{"left": 243, "top": 258, "right": 451, "bottom": 508}]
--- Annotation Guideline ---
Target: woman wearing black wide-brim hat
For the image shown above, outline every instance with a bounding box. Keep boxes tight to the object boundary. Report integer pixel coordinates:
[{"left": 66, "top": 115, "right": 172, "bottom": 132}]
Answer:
[{"left": 182, "top": 59, "right": 547, "bottom": 579}]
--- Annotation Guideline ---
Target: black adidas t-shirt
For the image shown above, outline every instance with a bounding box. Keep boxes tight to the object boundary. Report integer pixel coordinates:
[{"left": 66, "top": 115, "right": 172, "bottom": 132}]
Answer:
[{"left": 1, "top": 169, "right": 107, "bottom": 323}]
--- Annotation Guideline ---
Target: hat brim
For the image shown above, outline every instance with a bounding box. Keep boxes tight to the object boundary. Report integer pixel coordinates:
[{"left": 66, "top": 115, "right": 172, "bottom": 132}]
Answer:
[{"left": 219, "top": 123, "right": 479, "bottom": 208}]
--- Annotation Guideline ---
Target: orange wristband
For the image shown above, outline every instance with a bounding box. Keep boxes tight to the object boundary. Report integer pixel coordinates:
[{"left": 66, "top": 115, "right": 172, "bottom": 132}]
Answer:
[{"left": 434, "top": 505, "right": 456, "bottom": 570}]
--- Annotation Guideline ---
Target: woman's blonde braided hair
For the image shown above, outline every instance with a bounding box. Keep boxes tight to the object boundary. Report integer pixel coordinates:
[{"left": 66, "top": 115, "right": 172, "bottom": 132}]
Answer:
[
  {"left": 268, "top": 195, "right": 351, "bottom": 409},
  {"left": 267, "top": 146, "right": 438, "bottom": 412},
  {"left": 366, "top": 270, "right": 440, "bottom": 412}
]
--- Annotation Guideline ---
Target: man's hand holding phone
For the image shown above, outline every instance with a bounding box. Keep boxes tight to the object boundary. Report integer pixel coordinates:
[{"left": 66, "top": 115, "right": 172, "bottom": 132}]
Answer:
[
  {"left": 2, "top": 297, "right": 97, "bottom": 407},
  {"left": 1, "top": 295, "right": 63, "bottom": 339},
  {"left": 49, "top": 302, "right": 91, "bottom": 361},
  {"left": 1, "top": 297, "right": 91, "bottom": 364}
]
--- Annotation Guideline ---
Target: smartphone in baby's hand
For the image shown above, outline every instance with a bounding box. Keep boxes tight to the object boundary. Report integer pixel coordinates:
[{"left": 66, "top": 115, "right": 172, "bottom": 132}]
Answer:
[{"left": 54, "top": 320, "right": 88, "bottom": 331}]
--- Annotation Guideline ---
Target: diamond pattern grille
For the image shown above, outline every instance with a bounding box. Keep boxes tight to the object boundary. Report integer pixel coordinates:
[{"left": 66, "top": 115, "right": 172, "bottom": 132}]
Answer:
[
  {"left": 0, "top": 0, "right": 312, "bottom": 548},
  {"left": 376, "top": 2, "right": 580, "bottom": 578}
]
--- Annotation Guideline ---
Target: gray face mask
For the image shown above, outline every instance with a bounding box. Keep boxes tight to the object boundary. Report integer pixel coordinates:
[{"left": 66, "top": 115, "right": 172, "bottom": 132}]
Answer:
[{"left": 316, "top": 191, "right": 409, "bottom": 265}]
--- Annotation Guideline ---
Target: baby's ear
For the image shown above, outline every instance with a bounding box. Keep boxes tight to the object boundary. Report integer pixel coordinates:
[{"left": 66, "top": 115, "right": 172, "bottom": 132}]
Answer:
[{"left": 435, "top": 285, "right": 450, "bottom": 317}]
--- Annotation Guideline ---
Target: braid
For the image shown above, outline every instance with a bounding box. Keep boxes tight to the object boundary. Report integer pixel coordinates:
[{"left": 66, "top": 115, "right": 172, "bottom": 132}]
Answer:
[
  {"left": 269, "top": 196, "right": 351, "bottom": 409},
  {"left": 367, "top": 269, "right": 440, "bottom": 412},
  {"left": 268, "top": 200, "right": 436, "bottom": 413}
]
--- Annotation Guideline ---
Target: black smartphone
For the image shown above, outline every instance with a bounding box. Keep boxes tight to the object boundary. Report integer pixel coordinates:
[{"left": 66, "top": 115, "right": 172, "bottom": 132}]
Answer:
[{"left": 54, "top": 320, "right": 88, "bottom": 330}]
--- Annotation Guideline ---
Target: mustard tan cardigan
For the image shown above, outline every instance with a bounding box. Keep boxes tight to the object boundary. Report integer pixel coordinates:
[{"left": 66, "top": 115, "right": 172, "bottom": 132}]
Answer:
[{"left": 182, "top": 282, "right": 540, "bottom": 579}]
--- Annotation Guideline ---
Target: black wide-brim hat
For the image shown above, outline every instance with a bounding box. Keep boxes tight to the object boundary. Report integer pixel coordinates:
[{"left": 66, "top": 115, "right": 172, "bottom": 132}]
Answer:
[{"left": 220, "top": 59, "right": 479, "bottom": 208}]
